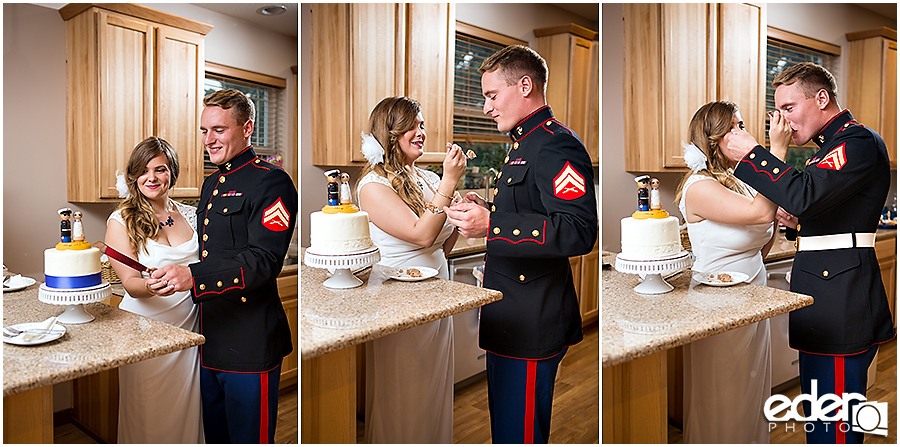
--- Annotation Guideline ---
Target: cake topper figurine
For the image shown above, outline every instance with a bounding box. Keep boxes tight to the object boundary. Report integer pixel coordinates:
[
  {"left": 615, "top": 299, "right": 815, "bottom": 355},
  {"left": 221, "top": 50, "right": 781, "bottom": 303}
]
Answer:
[
  {"left": 72, "top": 211, "right": 85, "bottom": 242},
  {"left": 340, "top": 172, "right": 352, "bottom": 205},
  {"left": 59, "top": 208, "right": 73, "bottom": 243},
  {"left": 634, "top": 175, "right": 650, "bottom": 212},
  {"left": 632, "top": 175, "right": 669, "bottom": 219},
  {"left": 322, "top": 170, "right": 360, "bottom": 214},
  {"left": 650, "top": 178, "right": 661, "bottom": 210},
  {"left": 324, "top": 169, "right": 340, "bottom": 206},
  {"left": 56, "top": 208, "right": 92, "bottom": 250}
]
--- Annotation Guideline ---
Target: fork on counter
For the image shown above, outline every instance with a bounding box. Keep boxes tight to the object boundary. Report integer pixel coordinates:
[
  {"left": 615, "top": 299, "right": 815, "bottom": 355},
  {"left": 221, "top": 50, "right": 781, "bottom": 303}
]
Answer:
[{"left": 2, "top": 326, "right": 64, "bottom": 338}]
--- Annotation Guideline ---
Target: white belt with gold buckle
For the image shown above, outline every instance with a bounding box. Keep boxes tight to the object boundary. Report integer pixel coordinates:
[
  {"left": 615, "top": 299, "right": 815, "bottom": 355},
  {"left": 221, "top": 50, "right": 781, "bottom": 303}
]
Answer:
[{"left": 796, "top": 233, "right": 876, "bottom": 251}]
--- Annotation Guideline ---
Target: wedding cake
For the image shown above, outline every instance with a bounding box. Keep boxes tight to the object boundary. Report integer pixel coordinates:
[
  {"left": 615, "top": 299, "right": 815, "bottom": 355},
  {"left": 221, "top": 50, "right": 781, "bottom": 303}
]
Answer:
[
  {"left": 44, "top": 208, "right": 102, "bottom": 289},
  {"left": 620, "top": 216, "right": 682, "bottom": 260},
  {"left": 308, "top": 170, "right": 374, "bottom": 255},
  {"left": 308, "top": 211, "right": 374, "bottom": 254},
  {"left": 619, "top": 175, "right": 683, "bottom": 260},
  {"left": 44, "top": 246, "right": 103, "bottom": 289}
]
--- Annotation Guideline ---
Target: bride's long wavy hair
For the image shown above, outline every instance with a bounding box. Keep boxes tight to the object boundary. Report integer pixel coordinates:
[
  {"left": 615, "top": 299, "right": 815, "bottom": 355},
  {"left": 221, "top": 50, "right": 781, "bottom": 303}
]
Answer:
[
  {"left": 115, "top": 136, "right": 180, "bottom": 256},
  {"left": 358, "top": 96, "right": 427, "bottom": 216},
  {"left": 674, "top": 100, "right": 753, "bottom": 205}
]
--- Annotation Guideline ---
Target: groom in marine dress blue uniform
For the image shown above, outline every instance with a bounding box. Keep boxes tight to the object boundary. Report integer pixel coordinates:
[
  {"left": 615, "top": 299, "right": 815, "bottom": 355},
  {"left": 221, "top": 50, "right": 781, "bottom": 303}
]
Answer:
[
  {"left": 724, "top": 62, "right": 895, "bottom": 444},
  {"left": 446, "top": 45, "right": 597, "bottom": 443},
  {"left": 153, "top": 89, "right": 297, "bottom": 443}
]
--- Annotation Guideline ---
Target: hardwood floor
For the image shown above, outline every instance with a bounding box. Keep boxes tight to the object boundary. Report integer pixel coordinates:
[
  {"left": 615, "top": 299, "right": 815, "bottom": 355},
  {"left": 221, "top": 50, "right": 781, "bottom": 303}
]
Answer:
[
  {"left": 453, "top": 323, "right": 599, "bottom": 443},
  {"left": 668, "top": 339, "right": 897, "bottom": 444},
  {"left": 53, "top": 384, "right": 299, "bottom": 444}
]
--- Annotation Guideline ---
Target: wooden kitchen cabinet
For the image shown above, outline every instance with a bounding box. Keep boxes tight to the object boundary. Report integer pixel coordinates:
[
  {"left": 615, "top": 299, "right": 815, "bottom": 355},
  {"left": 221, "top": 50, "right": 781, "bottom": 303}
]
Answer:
[
  {"left": 311, "top": 3, "right": 455, "bottom": 167},
  {"left": 60, "top": 4, "right": 210, "bottom": 202},
  {"left": 278, "top": 268, "right": 299, "bottom": 388},
  {"left": 874, "top": 232, "right": 897, "bottom": 325},
  {"left": 569, "top": 242, "right": 599, "bottom": 327},
  {"left": 623, "top": 3, "right": 766, "bottom": 172},
  {"left": 535, "top": 24, "right": 599, "bottom": 166},
  {"left": 846, "top": 28, "right": 897, "bottom": 167},
  {"left": 579, "top": 245, "right": 599, "bottom": 325}
]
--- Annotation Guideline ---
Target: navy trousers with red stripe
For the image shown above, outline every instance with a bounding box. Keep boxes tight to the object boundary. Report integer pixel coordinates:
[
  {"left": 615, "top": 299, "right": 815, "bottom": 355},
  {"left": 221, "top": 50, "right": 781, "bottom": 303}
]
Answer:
[
  {"left": 486, "top": 348, "right": 567, "bottom": 444},
  {"left": 200, "top": 363, "right": 282, "bottom": 444},
  {"left": 798, "top": 345, "right": 879, "bottom": 444}
]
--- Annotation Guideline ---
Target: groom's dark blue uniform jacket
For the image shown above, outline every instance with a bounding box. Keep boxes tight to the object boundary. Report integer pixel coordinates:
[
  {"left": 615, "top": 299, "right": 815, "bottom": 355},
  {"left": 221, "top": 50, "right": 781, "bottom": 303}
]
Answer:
[
  {"left": 189, "top": 146, "right": 297, "bottom": 372},
  {"left": 481, "top": 105, "right": 598, "bottom": 360},
  {"left": 734, "top": 110, "right": 895, "bottom": 355}
]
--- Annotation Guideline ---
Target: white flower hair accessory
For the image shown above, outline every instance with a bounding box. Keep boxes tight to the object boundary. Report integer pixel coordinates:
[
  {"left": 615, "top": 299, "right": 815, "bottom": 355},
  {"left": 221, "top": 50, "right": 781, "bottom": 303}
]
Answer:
[
  {"left": 361, "top": 132, "right": 385, "bottom": 166},
  {"left": 682, "top": 141, "right": 708, "bottom": 173},
  {"left": 115, "top": 170, "right": 130, "bottom": 198}
]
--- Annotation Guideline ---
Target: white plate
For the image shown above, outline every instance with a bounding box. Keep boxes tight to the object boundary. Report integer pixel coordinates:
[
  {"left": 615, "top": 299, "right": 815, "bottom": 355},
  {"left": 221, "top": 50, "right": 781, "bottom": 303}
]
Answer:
[
  {"left": 3, "top": 322, "right": 66, "bottom": 346},
  {"left": 695, "top": 271, "right": 749, "bottom": 287},
  {"left": 3, "top": 276, "right": 36, "bottom": 292},
  {"left": 389, "top": 266, "right": 439, "bottom": 281}
]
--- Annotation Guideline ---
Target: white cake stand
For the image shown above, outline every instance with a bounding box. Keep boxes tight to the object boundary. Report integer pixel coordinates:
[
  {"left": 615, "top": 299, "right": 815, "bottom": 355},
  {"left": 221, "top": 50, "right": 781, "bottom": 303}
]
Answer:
[
  {"left": 615, "top": 251, "right": 692, "bottom": 294},
  {"left": 304, "top": 247, "right": 381, "bottom": 289},
  {"left": 38, "top": 282, "right": 111, "bottom": 324}
]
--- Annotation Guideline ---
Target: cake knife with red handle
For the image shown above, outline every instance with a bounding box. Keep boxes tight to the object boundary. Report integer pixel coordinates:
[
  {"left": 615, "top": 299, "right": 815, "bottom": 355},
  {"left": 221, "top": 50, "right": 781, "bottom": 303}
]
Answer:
[{"left": 93, "top": 241, "right": 156, "bottom": 274}]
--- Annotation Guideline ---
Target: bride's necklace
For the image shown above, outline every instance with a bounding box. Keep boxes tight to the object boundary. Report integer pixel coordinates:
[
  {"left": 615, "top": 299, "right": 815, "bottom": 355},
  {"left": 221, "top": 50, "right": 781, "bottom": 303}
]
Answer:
[
  {"left": 157, "top": 201, "right": 174, "bottom": 228},
  {"left": 159, "top": 215, "right": 174, "bottom": 228}
]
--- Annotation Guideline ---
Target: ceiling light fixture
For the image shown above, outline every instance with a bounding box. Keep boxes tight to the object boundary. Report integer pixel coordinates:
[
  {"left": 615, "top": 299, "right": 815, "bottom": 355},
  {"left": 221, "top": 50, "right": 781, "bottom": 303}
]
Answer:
[{"left": 257, "top": 5, "right": 287, "bottom": 16}]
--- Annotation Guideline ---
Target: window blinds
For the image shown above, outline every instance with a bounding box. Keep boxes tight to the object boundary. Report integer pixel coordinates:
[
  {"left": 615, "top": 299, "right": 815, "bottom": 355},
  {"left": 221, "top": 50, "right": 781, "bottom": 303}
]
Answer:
[
  {"left": 453, "top": 33, "right": 510, "bottom": 143},
  {"left": 203, "top": 75, "right": 284, "bottom": 171}
]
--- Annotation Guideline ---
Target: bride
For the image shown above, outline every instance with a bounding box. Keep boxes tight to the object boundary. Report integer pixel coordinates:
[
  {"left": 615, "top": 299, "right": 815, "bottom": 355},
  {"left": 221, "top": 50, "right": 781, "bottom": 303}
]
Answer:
[
  {"left": 356, "top": 96, "right": 467, "bottom": 443},
  {"left": 676, "top": 101, "right": 791, "bottom": 443},
  {"left": 104, "top": 136, "right": 203, "bottom": 443}
]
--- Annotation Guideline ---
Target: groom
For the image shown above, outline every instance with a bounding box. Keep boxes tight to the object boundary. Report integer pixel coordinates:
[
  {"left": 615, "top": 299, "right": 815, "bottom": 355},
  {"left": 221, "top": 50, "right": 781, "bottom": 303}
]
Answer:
[
  {"left": 153, "top": 88, "right": 297, "bottom": 443},
  {"left": 445, "top": 45, "right": 597, "bottom": 443},
  {"left": 723, "top": 62, "right": 894, "bottom": 444}
]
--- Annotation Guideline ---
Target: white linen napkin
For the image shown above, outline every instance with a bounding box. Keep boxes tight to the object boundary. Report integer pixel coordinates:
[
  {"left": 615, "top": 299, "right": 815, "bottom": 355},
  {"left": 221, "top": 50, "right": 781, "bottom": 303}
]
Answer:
[{"left": 4, "top": 274, "right": 27, "bottom": 288}]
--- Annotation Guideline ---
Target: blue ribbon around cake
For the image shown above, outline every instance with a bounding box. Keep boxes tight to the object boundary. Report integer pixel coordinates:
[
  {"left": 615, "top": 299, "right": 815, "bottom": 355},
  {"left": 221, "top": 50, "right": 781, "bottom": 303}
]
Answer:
[{"left": 45, "top": 273, "right": 102, "bottom": 289}]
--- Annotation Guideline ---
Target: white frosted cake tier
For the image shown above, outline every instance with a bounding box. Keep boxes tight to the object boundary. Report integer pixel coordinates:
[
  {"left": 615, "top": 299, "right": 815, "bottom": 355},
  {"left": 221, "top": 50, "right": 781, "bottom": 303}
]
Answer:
[
  {"left": 620, "top": 215, "right": 683, "bottom": 260},
  {"left": 309, "top": 210, "right": 374, "bottom": 254}
]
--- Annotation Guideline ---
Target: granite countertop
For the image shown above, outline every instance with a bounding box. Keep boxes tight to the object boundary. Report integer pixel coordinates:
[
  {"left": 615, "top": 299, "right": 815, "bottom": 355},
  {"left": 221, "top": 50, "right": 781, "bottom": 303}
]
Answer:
[
  {"left": 3, "top": 283, "right": 205, "bottom": 396},
  {"left": 601, "top": 252, "right": 813, "bottom": 368},
  {"left": 764, "top": 228, "right": 896, "bottom": 262},
  {"left": 301, "top": 260, "right": 501, "bottom": 361}
]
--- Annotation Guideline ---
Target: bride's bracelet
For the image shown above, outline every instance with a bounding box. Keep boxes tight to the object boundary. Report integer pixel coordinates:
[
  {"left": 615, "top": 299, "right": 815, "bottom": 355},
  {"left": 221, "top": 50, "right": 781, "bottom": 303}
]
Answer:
[
  {"left": 424, "top": 202, "right": 445, "bottom": 214},
  {"left": 435, "top": 189, "right": 454, "bottom": 201}
]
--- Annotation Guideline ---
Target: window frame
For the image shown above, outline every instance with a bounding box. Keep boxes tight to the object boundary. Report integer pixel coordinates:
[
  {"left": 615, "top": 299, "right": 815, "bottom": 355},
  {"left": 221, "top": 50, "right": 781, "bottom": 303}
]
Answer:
[
  {"left": 203, "top": 63, "right": 287, "bottom": 175},
  {"left": 765, "top": 27, "right": 842, "bottom": 149},
  {"left": 453, "top": 22, "right": 528, "bottom": 144}
]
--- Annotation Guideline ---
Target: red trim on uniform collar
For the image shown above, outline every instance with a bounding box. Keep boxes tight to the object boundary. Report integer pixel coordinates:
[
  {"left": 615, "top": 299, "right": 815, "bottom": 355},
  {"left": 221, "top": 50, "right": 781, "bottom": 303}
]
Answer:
[
  {"left": 510, "top": 105, "right": 552, "bottom": 141},
  {"left": 814, "top": 110, "right": 851, "bottom": 146},
  {"left": 515, "top": 105, "right": 550, "bottom": 127},
  {"left": 217, "top": 146, "right": 255, "bottom": 172}
]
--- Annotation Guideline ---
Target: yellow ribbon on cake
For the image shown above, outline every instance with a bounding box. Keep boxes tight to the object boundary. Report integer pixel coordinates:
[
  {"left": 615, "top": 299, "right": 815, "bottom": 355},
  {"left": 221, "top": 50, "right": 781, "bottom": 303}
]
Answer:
[
  {"left": 632, "top": 210, "right": 670, "bottom": 219},
  {"left": 322, "top": 204, "right": 360, "bottom": 214},
  {"left": 55, "top": 241, "right": 93, "bottom": 250}
]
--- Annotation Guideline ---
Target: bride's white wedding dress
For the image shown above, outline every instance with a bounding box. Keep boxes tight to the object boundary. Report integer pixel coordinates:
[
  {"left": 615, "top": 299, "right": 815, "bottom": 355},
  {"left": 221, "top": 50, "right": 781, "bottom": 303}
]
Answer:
[
  {"left": 680, "top": 174, "right": 774, "bottom": 444},
  {"left": 109, "top": 199, "right": 204, "bottom": 444},
  {"left": 358, "top": 168, "right": 455, "bottom": 443}
]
